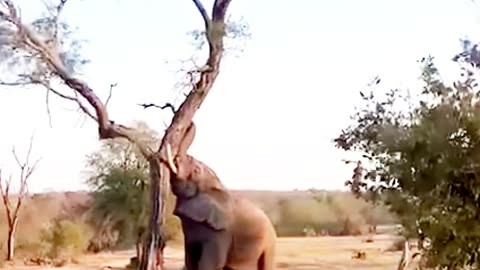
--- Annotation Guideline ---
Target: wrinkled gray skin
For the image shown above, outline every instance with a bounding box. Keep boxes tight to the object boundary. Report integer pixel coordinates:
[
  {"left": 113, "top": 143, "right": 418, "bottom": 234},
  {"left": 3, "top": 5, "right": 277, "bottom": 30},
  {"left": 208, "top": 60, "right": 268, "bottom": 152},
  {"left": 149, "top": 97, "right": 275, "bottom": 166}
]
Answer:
[{"left": 165, "top": 123, "right": 276, "bottom": 270}]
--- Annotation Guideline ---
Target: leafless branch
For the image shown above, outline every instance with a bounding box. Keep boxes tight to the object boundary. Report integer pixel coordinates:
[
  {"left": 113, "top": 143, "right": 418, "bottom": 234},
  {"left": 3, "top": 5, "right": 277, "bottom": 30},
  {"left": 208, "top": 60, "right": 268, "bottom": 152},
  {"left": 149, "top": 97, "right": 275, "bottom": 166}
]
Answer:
[
  {"left": 0, "top": 0, "right": 18, "bottom": 25},
  {"left": 41, "top": 0, "right": 68, "bottom": 49},
  {"left": 11, "top": 135, "right": 41, "bottom": 194},
  {"left": 53, "top": 0, "right": 67, "bottom": 39},
  {"left": 0, "top": 135, "right": 40, "bottom": 231},
  {"left": 78, "top": 109, "right": 89, "bottom": 127},
  {"left": 105, "top": 82, "right": 117, "bottom": 107},
  {"left": 45, "top": 85, "right": 53, "bottom": 127},
  {"left": 71, "top": 90, "right": 97, "bottom": 121},
  {"left": 169, "top": 58, "right": 203, "bottom": 98},
  {"left": 138, "top": 103, "right": 176, "bottom": 114},
  {"left": 157, "top": 0, "right": 232, "bottom": 156},
  {"left": 0, "top": 1, "right": 153, "bottom": 155},
  {"left": 162, "top": 119, "right": 169, "bottom": 130},
  {"left": 36, "top": 78, "right": 98, "bottom": 122},
  {"left": 0, "top": 171, "right": 13, "bottom": 212},
  {"left": 192, "top": 0, "right": 211, "bottom": 31},
  {"left": 0, "top": 81, "right": 28, "bottom": 87}
]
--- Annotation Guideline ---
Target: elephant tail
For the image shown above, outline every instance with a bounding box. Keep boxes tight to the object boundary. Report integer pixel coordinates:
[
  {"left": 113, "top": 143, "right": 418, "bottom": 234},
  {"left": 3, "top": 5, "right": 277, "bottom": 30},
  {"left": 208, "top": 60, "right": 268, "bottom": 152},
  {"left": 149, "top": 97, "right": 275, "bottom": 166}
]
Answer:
[{"left": 258, "top": 244, "right": 275, "bottom": 270}]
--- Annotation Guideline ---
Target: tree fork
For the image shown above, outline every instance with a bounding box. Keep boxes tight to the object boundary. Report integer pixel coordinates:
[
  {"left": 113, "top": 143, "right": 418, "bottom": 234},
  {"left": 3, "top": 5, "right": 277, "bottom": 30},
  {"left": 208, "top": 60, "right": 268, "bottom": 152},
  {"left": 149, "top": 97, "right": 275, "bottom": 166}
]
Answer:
[{"left": 7, "top": 220, "right": 17, "bottom": 260}]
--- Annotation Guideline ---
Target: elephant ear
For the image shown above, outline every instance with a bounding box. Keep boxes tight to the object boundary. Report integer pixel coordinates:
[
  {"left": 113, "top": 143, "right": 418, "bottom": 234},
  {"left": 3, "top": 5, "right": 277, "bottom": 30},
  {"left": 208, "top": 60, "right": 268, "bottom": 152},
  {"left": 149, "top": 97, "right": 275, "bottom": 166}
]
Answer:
[{"left": 174, "top": 190, "right": 233, "bottom": 230}]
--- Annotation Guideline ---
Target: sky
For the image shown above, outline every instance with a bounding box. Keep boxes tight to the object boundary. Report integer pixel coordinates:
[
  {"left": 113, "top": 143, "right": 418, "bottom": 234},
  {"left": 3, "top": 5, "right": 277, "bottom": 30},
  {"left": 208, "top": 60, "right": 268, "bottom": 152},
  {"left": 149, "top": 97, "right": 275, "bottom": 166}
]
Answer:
[{"left": 1, "top": 0, "right": 480, "bottom": 193}]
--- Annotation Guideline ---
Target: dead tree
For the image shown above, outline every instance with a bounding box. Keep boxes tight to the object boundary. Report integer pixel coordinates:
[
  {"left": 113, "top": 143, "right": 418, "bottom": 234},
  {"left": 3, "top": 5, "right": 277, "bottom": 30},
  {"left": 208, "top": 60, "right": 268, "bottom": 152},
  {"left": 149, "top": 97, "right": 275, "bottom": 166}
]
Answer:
[
  {"left": 0, "top": 137, "right": 40, "bottom": 261},
  {"left": 0, "top": 0, "right": 232, "bottom": 268}
]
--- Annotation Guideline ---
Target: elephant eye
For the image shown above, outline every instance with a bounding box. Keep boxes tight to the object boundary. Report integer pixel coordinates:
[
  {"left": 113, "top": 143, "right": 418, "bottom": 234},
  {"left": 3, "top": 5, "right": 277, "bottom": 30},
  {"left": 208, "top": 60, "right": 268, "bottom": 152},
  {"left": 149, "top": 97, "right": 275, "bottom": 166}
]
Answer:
[{"left": 193, "top": 164, "right": 202, "bottom": 173}]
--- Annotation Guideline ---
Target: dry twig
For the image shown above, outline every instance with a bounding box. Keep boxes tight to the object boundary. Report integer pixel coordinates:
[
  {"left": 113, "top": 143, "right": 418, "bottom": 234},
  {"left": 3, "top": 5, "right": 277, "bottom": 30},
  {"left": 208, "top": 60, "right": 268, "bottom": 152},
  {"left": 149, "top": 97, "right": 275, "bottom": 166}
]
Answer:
[{"left": 105, "top": 82, "right": 117, "bottom": 107}]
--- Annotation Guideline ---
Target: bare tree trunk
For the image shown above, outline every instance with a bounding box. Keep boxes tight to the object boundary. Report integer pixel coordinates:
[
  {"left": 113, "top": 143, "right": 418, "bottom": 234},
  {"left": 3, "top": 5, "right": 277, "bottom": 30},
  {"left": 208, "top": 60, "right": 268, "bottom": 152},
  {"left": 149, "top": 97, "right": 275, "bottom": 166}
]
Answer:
[
  {"left": 139, "top": 158, "right": 165, "bottom": 270},
  {"left": 6, "top": 219, "right": 17, "bottom": 261},
  {"left": 136, "top": 236, "right": 142, "bottom": 261},
  {"left": 138, "top": 3, "right": 232, "bottom": 269}
]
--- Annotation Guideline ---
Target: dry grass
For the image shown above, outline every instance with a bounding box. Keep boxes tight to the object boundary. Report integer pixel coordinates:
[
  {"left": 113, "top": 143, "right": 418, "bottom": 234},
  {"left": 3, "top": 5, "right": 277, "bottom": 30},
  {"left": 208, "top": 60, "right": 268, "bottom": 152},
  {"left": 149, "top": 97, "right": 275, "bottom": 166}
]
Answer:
[
  {"left": 1, "top": 235, "right": 402, "bottom": 270},
  {"left": 273, "top": 235, "right": 400, "bottom": 269},
  {"left": 0, "top": 191, "right": 399, "bottom": 269}
]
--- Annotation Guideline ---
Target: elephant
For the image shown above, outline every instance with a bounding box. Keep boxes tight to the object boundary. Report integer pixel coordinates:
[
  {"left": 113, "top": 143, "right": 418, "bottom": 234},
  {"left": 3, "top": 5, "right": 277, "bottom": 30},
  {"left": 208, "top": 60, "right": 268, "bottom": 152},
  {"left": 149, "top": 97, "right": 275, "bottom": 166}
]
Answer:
[{"left": 164, "top": 122, "right": 277, "bottom": 270}]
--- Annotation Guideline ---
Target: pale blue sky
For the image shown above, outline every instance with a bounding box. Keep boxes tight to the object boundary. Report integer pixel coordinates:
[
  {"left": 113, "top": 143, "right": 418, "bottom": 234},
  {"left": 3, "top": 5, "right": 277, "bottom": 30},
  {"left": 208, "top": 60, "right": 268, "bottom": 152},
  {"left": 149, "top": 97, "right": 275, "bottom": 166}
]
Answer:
[{"left": 0, "top": 0, "right": 479, "bottom": 192}]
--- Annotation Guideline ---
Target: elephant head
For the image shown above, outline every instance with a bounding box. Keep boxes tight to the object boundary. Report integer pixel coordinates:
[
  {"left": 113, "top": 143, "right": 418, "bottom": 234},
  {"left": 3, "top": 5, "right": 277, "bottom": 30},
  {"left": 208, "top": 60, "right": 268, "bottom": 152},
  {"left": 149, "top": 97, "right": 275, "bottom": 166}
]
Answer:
[
  {"left": 166, "top": 144, "right": 225, "bottom": 193},
  {"left": 164, "top": 123, "right": 233, "bottom": 231}
]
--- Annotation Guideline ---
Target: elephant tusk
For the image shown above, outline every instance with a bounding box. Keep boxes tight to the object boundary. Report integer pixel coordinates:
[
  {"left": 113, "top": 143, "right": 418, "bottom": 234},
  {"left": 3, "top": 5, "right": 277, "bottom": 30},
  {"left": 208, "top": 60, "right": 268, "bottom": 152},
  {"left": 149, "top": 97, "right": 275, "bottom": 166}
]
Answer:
[{"left": 165, "top": 143, "right": 178, "bottom": 174}]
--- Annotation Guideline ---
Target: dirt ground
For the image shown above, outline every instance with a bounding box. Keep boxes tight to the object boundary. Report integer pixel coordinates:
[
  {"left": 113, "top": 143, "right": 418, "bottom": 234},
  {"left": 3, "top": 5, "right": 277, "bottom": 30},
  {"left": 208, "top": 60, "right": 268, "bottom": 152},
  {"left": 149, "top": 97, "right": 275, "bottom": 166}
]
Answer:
[{"left": 4, "top": 234, "right": 402, "bottom": 270}]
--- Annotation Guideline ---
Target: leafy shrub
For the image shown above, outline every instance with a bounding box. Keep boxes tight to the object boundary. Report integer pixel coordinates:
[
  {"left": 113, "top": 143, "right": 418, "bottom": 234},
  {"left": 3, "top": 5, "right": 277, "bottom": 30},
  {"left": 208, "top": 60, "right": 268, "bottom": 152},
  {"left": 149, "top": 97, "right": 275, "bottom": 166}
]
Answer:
[
  {"left": 86, "top": 227, "right": 119, "bottom": 253},
  {"left": 40, "top": 219, "right": 92, "bottom": 259},
  {"left": 269, "top": 192, "right": 395, "bottom": 237},
  {"left": 15, "top": 240, "right": 46, "bottom": 258},
  {"left": 334, "top": 51, "right": 480, "bottom": 268},
  {"left": 163, "top": 212, "right": 182, "bottom": 242}
]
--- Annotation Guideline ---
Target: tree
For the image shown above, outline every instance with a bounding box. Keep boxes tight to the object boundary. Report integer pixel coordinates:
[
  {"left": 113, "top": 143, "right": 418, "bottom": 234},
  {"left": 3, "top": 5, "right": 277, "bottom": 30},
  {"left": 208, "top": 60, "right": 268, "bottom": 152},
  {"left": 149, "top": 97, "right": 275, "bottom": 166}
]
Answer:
[
  {"left": 89, "top": 168, "right": 149, "bottom": 250},
  {"left": 334, "top": 43, "right": 480, "bottom": 268},
  {"left": 0, "top": 0, "right": 238, "bottom": 268},
  {"left": 85, "top": 121, "right": 180, "bottom": 258},
  {"left": 0, "top": 136, "right": 40, "bottom": 261}
]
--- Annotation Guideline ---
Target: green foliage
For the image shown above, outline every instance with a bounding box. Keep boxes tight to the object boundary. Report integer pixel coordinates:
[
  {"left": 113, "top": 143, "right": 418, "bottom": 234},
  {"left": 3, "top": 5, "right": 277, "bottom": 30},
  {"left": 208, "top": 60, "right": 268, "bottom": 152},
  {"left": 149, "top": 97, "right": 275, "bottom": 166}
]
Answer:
[
  {"left": 335, "top": 46, "right": 480, "bottom": 268},
  {"left": 162, "top": 194, "right": 182, "bottom": 242},
  {"left": 187, "top": 15, "right": 251, "bottom": 55},
  {"left": 271, "top": 193, "right": 394, "bottom": 237},
  {"left": 86, "top": 121, "right": 181, "bottom": 250},
  {"left": 89, "top": 167, "right": 149, "bottom": 248},
  {"left": 40, "top": 219, "right": 91, "bottom": 259},
  {"left": 0, "top": 1, "right": 88, "bottom": 85},
  {"left": 85, "top": 121, "right": 159, "bottom": 187}
]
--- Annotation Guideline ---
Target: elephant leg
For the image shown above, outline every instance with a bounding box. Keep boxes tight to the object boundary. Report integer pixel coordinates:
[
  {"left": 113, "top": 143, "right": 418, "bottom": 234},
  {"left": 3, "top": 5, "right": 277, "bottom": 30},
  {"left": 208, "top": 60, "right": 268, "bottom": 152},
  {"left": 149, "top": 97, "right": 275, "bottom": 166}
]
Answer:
[
  {"left": 185, "top": 242, "right": 201, "bottom": 270},
  {"left": 197, "top": 239, "right": 229, "bottom": 270}
]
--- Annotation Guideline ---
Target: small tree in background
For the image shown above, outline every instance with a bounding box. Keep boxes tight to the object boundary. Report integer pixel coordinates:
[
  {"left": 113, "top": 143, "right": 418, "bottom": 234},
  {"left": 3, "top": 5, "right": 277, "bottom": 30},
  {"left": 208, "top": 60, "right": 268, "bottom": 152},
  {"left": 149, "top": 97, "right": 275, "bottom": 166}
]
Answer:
[
  {"left": 85, "top": 121, "right": 157, "bottom": 253},
  {"left": 85, "top": 122, "right": 181, "bottom": 257},
  {"left": 0, "top": 136, "right": 40, "bottom": 261},
  {"left": 40, "top": 219, "right": 91, "bottom": 260},
  {"left": 335, "top": 41, "right": 480, "bottom": 268}
]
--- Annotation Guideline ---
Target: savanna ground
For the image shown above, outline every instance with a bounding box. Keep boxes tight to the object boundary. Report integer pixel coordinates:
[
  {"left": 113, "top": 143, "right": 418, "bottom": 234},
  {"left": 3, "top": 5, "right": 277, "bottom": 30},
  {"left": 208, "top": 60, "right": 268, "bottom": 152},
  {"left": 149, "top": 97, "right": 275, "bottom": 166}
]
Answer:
[
  {"left": 0, "top": 190, "right": 404, "bottom": 270},
  {"left": 2, "top": 235, "right": 402, "bottom": 270}
]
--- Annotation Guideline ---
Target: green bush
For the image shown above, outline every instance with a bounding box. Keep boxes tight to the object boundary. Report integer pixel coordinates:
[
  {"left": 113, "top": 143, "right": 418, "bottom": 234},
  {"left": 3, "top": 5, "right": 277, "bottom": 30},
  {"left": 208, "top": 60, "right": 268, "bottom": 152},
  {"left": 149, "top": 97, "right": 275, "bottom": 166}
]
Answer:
[
  {"left": 274, "top": 198, "right": 351, "bottom": 236},
  {"left": 163, "top": 212, "right": 182, "bottom": 242},
  {"left": 40, "top": 219, "right": 92, "bottom": 259},
  {"left": 15, "top": 240, "right": 46, "bottom": 258},
  {"left": 269, "top": 192, "right": 395, "bottom": 237}
]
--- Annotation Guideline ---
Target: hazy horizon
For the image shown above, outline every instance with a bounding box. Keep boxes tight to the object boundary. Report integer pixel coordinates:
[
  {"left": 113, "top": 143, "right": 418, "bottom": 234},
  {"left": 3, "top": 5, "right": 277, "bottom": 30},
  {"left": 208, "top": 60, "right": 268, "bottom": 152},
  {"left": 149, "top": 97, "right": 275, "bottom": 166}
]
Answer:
[{"left": 1, "top": 0, "right": 480, "bottom": 193}]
